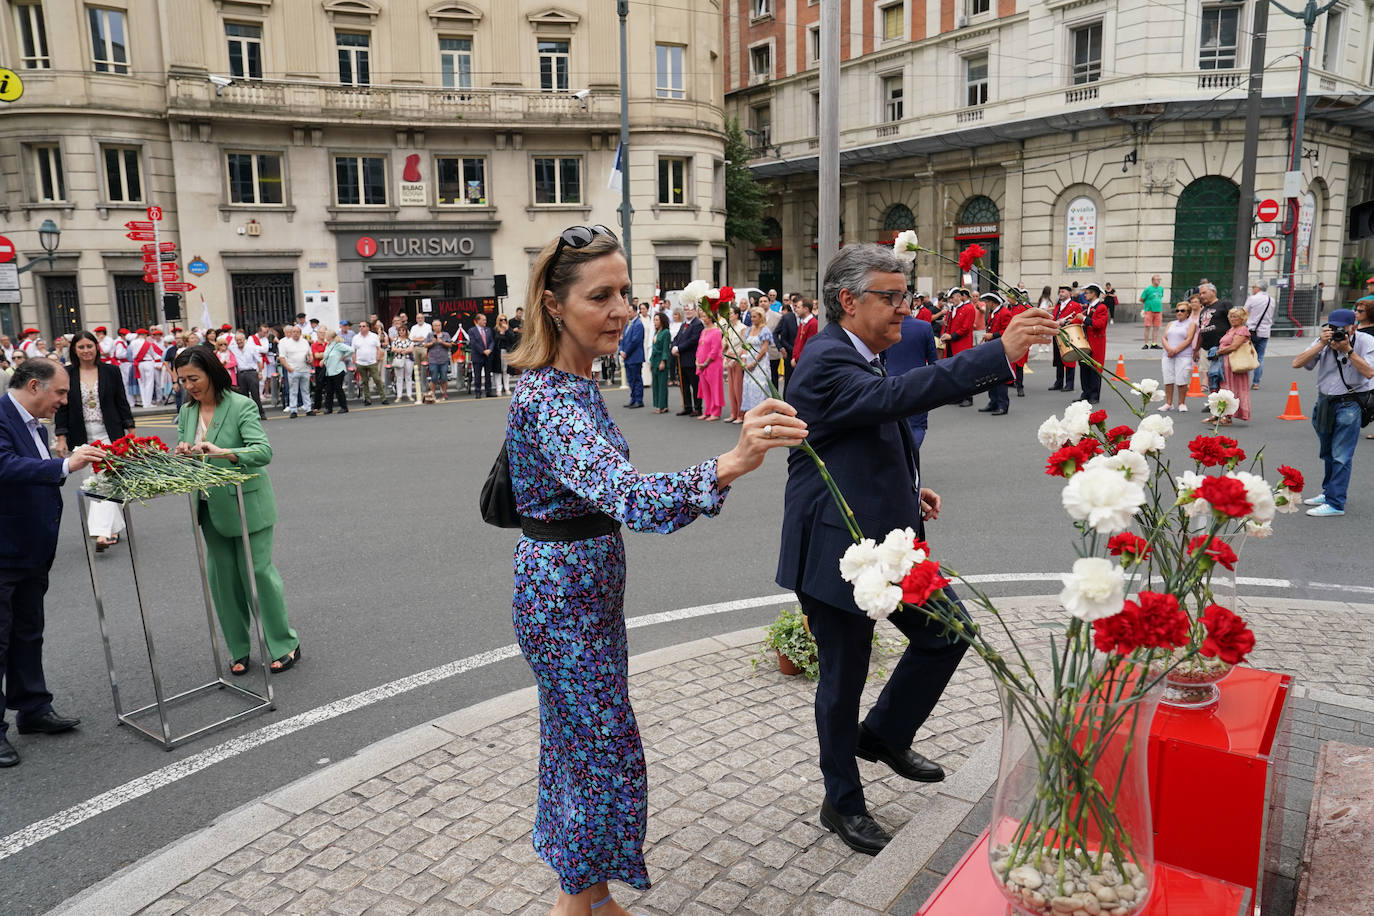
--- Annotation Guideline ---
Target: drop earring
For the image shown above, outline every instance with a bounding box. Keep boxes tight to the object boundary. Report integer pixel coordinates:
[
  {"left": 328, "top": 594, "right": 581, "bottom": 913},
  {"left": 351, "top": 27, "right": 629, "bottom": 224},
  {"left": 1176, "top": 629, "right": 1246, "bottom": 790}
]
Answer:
[{"left": 552, "top": 316, "right": 563, "bottom": 331}]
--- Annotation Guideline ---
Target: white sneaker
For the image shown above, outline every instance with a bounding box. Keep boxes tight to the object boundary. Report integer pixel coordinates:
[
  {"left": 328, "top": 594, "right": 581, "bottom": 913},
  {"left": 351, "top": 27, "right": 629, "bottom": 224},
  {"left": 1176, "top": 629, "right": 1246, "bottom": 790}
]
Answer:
[
  {"left": 1158, "top": 404, "right": 1172, "bottom": 412},
  {"left": 1306, "top": 504, "right": 1345, "bottom": 517},
  {"left": 1177, "top": 404, "right": 1188, "bottom": 412},
  {"left": 1303, "top": 493, "right": 1327, "bottom": 506}
]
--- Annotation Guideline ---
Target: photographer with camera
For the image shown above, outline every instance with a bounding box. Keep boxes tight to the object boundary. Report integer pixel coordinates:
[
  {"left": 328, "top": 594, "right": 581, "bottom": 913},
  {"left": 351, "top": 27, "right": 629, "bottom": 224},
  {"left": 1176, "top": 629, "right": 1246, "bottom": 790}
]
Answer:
[{"left": 1292, "top": 308, "right": 1374, "bottom": 517}]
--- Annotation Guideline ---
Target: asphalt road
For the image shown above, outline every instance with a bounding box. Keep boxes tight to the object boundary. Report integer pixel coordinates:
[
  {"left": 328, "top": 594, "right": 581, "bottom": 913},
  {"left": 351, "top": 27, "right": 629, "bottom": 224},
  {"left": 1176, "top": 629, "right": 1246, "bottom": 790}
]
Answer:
[{"left": 4, "top": 341, "right": 1368, "bottom": 915}]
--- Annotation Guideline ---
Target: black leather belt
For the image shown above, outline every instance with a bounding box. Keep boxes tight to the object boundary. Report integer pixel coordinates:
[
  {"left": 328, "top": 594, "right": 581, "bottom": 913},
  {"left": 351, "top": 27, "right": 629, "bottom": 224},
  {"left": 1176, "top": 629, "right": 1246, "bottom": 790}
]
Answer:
[{"left": 520, "top": 513, "right": 621, "bottom": 542}]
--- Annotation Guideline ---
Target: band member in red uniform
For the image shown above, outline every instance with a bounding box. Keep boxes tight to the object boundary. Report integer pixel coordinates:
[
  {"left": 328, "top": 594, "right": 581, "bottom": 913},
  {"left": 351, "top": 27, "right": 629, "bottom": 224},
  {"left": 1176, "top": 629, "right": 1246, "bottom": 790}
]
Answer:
[
  {"left": 940, "top": 288, "right": 976, "bottom": 406},
  {"left": 1075, "top": 282, "right": 1111, "bottom": 404},
  {"left": 978, "top": 293, "right": 1012, "bottom": 415},
  {"left": 1049, "top": 284, "right": 1082, "bottom": 392}
]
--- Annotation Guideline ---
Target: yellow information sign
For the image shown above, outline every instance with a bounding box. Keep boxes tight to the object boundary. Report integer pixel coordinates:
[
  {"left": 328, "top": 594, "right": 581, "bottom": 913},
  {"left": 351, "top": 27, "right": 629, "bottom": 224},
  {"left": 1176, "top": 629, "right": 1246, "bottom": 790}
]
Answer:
[{"left": 0, "top": 68, "right": 23, "bottom": 103}]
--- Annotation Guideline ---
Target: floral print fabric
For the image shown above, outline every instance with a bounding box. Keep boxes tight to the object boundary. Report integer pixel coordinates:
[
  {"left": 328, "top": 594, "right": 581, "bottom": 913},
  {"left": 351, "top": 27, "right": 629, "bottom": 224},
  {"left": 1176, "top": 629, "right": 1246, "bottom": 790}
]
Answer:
[{"left": 506, "top": 366, "right": 727, "bottom": 893}]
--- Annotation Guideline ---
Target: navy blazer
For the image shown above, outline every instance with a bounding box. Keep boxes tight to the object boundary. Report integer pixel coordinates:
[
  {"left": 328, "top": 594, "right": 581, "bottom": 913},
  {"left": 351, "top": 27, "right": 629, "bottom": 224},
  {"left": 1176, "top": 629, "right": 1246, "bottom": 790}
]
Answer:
[
  {"left": 619, "top": 317, "right": 645, "bottom": 364},
  {"left": 776, "top": 321, "right": 1010, "bottom": 615},
  {"left": 673, "top": 317, "right": 703, "bottom": 361},
  {"left": 0, "top": 394, "right": 66, "bottom": 570}
]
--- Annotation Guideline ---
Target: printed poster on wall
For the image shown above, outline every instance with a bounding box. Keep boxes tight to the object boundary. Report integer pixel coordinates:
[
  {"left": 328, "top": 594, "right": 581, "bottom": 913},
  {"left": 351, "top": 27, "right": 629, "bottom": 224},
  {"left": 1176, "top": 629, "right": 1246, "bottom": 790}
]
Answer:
[{"left": 1066, "top": 197, "right": 1097, "bottom": 270}]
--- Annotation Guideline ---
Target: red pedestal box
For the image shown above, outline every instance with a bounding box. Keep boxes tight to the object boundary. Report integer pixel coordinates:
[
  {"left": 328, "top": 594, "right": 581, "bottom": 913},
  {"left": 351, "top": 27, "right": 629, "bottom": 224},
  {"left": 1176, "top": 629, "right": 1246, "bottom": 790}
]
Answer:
[
  {"left": 917, "top": 832, "right": 1252, "bottom": 916},
  {"left": 1149, "top": 667, "right": 1291, "bottom": 896}
]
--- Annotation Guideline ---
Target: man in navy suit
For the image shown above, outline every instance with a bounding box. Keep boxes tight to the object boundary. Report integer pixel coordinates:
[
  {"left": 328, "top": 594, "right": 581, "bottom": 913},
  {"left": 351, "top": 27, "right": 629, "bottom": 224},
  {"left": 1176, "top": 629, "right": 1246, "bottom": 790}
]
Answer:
[
  {"left": 777, "top": 244, "right": 1055, "bottom": 854},
  {"left": 671, "top": 304, "right": 703, "bottom": 416},
  {"left": 468, "top": 313, "right": 495, "bottom": 398},
  {"left": 0, "top": 359, "right": 103, "bottom": 767},
  {"left": 882, "top": 312, "right": 940, "bottom": 451},
  {"left": 617, "top": 308, "right": 645, "bottom": 408}
]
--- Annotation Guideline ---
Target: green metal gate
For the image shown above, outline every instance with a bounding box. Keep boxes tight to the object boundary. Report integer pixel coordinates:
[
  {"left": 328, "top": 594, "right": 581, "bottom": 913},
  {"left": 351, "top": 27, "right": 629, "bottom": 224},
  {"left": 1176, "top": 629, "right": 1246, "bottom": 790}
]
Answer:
[{"left": 1170, "top": 177, "right": 1239, "bottom": 303}]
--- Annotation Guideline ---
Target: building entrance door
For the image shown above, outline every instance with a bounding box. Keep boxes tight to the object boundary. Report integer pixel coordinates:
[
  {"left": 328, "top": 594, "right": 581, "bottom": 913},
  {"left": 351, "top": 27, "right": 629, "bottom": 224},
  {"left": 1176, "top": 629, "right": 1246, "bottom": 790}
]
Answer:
[
  {"left": 372, "top": 277, "right": 464, "bottom": 327},
  {"left": 1170, "top": 177, "right": 1239, "bottom": 303}
]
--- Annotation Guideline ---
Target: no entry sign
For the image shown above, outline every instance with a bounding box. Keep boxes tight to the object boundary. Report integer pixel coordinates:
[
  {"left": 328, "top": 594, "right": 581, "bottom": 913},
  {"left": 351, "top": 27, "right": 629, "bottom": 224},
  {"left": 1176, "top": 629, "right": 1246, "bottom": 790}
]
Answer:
[
  {"left": 0, "top": 235, "right": 14, "bottom": 264},
  {"left": 1256, "top": 199, "right": 1280, "bottom": 222}
]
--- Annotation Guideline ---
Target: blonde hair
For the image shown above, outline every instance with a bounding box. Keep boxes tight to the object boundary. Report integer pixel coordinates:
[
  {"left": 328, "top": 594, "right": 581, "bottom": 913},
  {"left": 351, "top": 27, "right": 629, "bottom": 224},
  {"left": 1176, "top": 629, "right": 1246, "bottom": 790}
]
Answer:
[
  {"left": 749, "top": 305, "right": 767, "bottom": 328},
  {"left": 1229, "top": 306, "right": 1249, "bottom": 322},
  {"left": 507, "top": 232, "right": 625, "bottom": 370}
]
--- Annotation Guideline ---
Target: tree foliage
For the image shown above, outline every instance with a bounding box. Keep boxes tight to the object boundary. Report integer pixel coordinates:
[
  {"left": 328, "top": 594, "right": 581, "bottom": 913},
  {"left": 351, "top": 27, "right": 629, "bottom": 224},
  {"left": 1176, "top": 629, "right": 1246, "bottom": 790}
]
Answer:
[{"left": 724, "top": 117, "right": 768, "bottom": 246}]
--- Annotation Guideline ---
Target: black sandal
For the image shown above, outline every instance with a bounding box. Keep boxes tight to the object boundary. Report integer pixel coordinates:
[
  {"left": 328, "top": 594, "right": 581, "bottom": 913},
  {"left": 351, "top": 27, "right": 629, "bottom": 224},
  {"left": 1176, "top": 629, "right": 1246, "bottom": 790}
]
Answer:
[
  {"left": 270, "top": 645, "right": 302, "bottom": 673},
  {"left": 230, "top": 657, "right": 250, "bottom": 676}
]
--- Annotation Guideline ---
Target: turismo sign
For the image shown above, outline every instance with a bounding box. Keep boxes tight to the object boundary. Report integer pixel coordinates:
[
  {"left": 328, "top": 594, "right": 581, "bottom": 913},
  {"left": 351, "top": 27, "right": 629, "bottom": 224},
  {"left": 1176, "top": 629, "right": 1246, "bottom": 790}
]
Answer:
[{"left": 337, "top": 229, "right": 492, "bottom": 262}]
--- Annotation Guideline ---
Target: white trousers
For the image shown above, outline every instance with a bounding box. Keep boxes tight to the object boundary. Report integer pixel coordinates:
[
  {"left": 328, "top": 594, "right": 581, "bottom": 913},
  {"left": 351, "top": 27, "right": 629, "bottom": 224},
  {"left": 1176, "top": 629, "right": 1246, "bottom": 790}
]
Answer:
[{"left": 139, "top": 362, "right": 163, "bottom": 407}]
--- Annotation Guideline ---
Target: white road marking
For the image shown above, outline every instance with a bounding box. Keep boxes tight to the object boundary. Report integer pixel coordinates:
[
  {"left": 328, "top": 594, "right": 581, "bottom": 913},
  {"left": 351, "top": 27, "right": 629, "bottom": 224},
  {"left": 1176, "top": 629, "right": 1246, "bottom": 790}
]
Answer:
[{"left": 0, "top": 573, "right": 1356, "bottom": 861}]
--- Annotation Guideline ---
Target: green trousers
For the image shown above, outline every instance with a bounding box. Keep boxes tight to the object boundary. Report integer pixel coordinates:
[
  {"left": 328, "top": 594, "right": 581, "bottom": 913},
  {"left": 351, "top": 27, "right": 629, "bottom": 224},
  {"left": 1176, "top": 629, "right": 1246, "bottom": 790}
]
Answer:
[
  {"left": 199, "top": 514, "right": 298, "bottom": 661},
  {"left": 651, "top": 365, "right": 669, "bottom": 410}
]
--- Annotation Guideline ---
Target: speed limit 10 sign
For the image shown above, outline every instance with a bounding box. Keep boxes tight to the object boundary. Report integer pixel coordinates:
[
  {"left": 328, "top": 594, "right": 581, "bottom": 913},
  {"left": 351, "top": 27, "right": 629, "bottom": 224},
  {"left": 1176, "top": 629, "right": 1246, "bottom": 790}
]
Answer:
[{"left": 1254, "top": 238, "right": 1277, "bottom": 261}]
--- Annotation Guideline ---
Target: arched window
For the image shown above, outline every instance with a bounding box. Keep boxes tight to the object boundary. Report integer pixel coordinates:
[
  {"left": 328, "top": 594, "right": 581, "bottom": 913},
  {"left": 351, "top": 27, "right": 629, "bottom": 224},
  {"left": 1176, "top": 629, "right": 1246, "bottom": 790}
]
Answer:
[
  {"left": 959, "top": 195, "right": 999, "bottom": 225},
  {"left": 882, "top": 203, "right": 915, "bottom": 232}
]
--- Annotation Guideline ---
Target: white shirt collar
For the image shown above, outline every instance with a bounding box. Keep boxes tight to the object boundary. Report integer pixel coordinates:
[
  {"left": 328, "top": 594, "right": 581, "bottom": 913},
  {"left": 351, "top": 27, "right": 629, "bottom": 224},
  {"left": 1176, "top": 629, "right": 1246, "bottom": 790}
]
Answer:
[
  {"left": 6, "top": 390, "right": 38, "bottom": 427},
  {"left": 839, "top": 326, "right": 880, "bottom": 364}
]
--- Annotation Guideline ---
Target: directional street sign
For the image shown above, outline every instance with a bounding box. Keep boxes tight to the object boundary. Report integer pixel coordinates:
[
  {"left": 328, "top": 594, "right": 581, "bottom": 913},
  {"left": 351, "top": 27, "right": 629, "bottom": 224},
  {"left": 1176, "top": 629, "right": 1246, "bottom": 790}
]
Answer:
[
  {"left": 144, "top": 266, "right": 179, "bottom": 280},
  {"left": 1256, "top": 199, "right": 1280, "bottom": 222},
  {"left": 162, "top": 281, "right": 197, "bottom": 293},
  {"left": 141, "top": 242, "right": 177, "bottom": 254},
  {"left": 126, "top": 230, "right": 156, "bottom": 241},
  {"left": 142, "top": 251, "right": 178, "bottom": 262},
  {"left": 125, "top": 220, "right": 154, "bottom": 231},
  {"left": 0, "top": 234, "right": 14, "bottom": 264}
]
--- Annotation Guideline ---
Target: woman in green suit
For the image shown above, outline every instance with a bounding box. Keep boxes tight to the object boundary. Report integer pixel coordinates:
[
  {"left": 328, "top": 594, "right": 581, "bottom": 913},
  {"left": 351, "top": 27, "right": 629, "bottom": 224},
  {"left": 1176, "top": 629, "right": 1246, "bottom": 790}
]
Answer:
[
  {"left": 649, "top": 311, "right": 673, "bottom": 413},
  {"left": 173, "top": 346, "right": 301, "bottom": 675}
]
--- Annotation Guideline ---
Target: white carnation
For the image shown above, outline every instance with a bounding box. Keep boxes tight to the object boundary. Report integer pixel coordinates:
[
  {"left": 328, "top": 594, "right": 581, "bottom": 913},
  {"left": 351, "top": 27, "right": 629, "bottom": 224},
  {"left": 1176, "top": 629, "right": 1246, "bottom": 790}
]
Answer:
[
  {"left": 853, "top": 567, "right": 903, "bottom": 620},
  {"left": 1207, "top": 389, "right": 1240, "bottom": 418},
  {"left": 1085, "top": 450, "right": 1149, "bottom": 481},
  {"left": 1133, "top": 378, "right": 1164, "bottom": 403},
  {"left": 839, "top": 539, "right": 880, "bottom": 583},
  {"left": 892, "top": 229, "right": 920, "bottom": 262},
  {"left": 1062, "top": 401, "right": 1093, "bottom": 439},
  {"left": 1175, "top": 471, "right": 1211, "bottom": 518},
  {"left": 1062, "top": 465, "right": 1147, "bottom": 534},
  {"left": 1138, "top": 413, "right": 1174, "bottom": 440},
  {"left": 876, "top": 527, "right": 921, "bottom": 581},
  {"left": 1245, "top": 520, "right": 1274, "bottom": 538},
  {"left": 680, "top": 280, "right": 711, "bottom": 308},
  {"left": 1233, "top": 470, "right": 1276, "bottom": 524},
  {"left": 1038, "top": 416, "right": 1070, "bottom": 451},
  {"left": 1059, "top": 557, "right": 1127, "bottom": 622},
  {"left": 1275, "top": 487, "right": 1300, "bottom": 513},
  {"left": 1128, "top": 429, "right": 1167, "bottom": 455}
]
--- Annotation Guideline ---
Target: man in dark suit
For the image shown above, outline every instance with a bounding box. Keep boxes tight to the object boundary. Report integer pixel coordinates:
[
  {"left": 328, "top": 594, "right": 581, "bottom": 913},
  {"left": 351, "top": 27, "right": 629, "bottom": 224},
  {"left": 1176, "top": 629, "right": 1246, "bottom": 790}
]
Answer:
[
  {"left": 777, "top": 244, "right": 1054, "bottom": 854},
  {"left": 773, "top": 299, "right": 798, "bottom": 393},
  {"left": 1, "top": 359, "right": 103, "bottom": 767},
  {"left": 468, "top": 313, "right": 495, "bottom": 398},
  {"left": 671, "top": 303, "right": 703, "bottom": 416},
  {"left": 882, "top": 311, "right": 940, "bottom": 450}
]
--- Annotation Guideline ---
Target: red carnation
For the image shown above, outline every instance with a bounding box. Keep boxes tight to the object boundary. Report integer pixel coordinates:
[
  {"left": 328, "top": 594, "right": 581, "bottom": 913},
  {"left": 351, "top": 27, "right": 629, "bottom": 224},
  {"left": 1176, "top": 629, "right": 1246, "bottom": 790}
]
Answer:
[
  {"left": 1195, "top": 475, "right": 1253, "bottom": 518},
  {"left": 1045, "top": 439, "right": 1102, "bottom": 477},
  {"left": 1135, "top": 591, "right": 1192, "bottom": 651},
  {"left": 900, "top": 560, "right": 950, "bottom": 607},
  {"left": 958, "top": 244, "right": 987, "bottom": 271},
  {"left": 1107, "top": 532, "right": 1153, "bottom": 564},
  {"left": 1106, "top": 425, "right": 1133, "bottom": 444},
  {"left": 912, "top": 538, "right": 932, "bottom": 558},
  {"left": 1089, "top": 409, "right": 1107, "bottom": 426},
  {"left": 1093, "top": 604, "right": 1143, "bottom": 655},
  {"left": 1277, "top": 465, "right": 1304, "bottom": 493},
  {"left": 1200, "top": 604, "right": 1255, "bottom": 665},
  {"left": 1188, "top": 534, "right": 1238, "bottom": 571},
  {"left": 1188, "top": 435, "right": 1246, "bottom": 468}
]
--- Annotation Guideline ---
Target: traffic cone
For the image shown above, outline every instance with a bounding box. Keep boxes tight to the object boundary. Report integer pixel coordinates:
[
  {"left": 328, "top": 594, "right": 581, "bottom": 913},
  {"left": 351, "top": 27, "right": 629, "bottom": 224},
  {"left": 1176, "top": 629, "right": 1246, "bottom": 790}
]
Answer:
[
  {"left": 1114, "top": 353, "right": 1128, "bottom": 382},
  {"left": 1186, "top": 365, "right": 1205, "bottom": 398},
  {"left": 1277, "top": 382, "right": 1307, "bottom": 421}
]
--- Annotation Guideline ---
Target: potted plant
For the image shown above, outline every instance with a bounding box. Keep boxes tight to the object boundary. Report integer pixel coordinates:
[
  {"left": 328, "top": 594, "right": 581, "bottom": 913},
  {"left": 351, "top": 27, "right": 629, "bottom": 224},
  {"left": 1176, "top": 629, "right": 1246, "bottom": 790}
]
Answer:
[{"left": 758, "top": 605, "right": 818, "bottom": 679}]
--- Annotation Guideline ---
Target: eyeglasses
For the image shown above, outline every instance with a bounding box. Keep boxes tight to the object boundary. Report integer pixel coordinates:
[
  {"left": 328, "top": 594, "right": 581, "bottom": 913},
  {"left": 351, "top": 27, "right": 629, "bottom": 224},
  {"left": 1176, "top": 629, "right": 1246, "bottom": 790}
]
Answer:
[
  {"left": 859, "top": 289, "right": 914, "bottom": 309},
  {"left": 547, "top": 224, "right": 618, "bottom": 276}
]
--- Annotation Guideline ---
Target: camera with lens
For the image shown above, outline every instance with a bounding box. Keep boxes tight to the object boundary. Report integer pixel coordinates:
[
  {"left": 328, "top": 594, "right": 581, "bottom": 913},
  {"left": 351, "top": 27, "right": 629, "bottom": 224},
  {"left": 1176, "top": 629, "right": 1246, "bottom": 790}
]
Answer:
[{"left": 1327, "top": 325, "right": 1349, "bottom": 343}]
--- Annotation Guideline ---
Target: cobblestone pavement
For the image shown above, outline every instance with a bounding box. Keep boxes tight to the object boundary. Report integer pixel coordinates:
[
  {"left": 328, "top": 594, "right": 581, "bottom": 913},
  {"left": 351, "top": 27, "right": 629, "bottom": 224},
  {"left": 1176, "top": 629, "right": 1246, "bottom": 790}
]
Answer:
[{"left": 49, "top": 596, "right": 1374, "bottom": 916}]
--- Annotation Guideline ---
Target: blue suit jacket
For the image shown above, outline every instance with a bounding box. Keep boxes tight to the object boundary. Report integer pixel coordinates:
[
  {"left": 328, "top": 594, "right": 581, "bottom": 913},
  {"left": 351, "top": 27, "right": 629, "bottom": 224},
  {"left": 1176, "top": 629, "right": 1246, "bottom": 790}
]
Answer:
[
  {"left": 883, "top": 317, "right": 940, "bottom": 446},
  {"left": 776, "top": 321, "right": 1010, "bottom": 614},
  {"left": 0, "top": 394, "right": 66, "bottom": 570},
  {"left": 619, "top": 318, "right": 645, "bottom": 364}
]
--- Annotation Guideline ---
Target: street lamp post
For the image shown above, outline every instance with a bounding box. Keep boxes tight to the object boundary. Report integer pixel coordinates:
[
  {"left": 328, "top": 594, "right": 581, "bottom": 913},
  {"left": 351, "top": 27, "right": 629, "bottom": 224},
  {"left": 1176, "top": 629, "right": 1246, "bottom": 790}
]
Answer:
[
  {"left": 616, "top": 0, "right": 633, "bottom": 286},
  {"left": 17, "top": 218, "right": 61, "bottom": 274}
]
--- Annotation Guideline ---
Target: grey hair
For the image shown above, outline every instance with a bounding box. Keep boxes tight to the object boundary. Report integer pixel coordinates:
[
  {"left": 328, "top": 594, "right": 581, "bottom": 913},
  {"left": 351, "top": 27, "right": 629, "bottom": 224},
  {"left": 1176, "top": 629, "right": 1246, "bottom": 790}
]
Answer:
[
  {"left": 1198, "top": 282, "right": 1217, "bottom": 295},
  {"left": 822, "top": 243, "right": 906, "bottom": 323},
  {"left": 8, "top": 356, "right": 59, "bottom": 390}
]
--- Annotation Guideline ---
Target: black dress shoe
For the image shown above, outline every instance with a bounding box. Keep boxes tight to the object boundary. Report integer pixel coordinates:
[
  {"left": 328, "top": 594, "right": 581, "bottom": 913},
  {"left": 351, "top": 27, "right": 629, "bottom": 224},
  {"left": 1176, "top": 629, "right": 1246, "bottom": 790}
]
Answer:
[
  {"left": 957, "top": 398, "right": 973, "bottom": 407},
  {"left": 820, "top": 799, "right": 891, "bottom": 855},
  {"left": 0, "top": 737, "right": 17, "bottom": 767},
  {"left": 1017, "top": 389, "right": 1025, "bottom": 397},
  {"left": 624, "top": 402, "right": 644, "bottom": 409},
  {"left": 990, "top": 409, "right": 1008, "bottom": 416},
  {"left": 1048, "top": 384, "right": 1063, "bottom": 391},
  {"left": 978, "top": 405, "right": 997, "bottom": 413},
  {"left": 676, "top": 409, "right": 692, "bottom": 416},
  {"left": 856, "top": 723, "right": 944, "bottom": 782},
  {"left": 17, "top": 711, "right": 80, "bottom": 735}
]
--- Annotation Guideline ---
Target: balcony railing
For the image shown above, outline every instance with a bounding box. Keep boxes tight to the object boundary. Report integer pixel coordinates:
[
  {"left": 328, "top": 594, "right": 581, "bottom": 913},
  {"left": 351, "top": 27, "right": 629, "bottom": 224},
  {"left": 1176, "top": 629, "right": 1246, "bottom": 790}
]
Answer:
[
  {"left": 168, "top": 75, "right": 619, "bottom": 125},
  {"left": 1065, "top": 85, "right": 1098, "bottom": 104},
  {"left": 956, "top": 108, "right": 984, "bottom": 123},
  {"left": 1197, "top": 72, "right": 1242, "bottom": 90}
]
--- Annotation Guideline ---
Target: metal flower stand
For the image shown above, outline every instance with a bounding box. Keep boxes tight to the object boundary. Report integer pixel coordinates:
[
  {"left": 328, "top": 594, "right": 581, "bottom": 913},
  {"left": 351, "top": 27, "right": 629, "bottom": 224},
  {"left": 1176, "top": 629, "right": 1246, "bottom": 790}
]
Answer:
[{"left": 78, "top": 487, "right": 274, "bottom": 749}]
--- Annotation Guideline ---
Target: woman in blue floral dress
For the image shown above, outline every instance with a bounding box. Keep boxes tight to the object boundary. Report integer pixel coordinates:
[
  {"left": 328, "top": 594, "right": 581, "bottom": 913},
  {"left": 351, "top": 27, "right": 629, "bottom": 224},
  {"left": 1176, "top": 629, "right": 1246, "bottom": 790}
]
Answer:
[{"left": 505, "top": 226, "right": 807, "bottom": 916}]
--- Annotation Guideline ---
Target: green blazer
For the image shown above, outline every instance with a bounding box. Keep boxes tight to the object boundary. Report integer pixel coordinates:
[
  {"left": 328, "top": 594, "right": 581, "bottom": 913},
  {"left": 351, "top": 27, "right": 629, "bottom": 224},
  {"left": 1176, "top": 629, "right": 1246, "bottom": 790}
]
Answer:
[
  {"left": 650, "top": 328, "right": 672, "bottom": 368},
  {"left": 176, "top": 390, "right": 277, "bottom": 538}
]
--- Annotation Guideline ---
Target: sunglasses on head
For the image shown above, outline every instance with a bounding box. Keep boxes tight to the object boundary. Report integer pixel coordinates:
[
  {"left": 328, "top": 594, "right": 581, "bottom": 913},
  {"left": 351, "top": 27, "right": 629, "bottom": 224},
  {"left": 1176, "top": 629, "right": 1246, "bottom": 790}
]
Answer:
[{"left": 548, "top": 224, "right": 618, "bottom": 275}]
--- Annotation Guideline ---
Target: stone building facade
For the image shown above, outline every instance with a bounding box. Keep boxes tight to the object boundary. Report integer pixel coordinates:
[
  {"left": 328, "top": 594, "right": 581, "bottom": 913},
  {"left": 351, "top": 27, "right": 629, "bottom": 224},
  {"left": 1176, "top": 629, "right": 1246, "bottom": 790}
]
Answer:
[
  {"left": 724, "top": 0, "right": 1374, "bottom": 326},
  {"left": 0, "top": 0, "right": 727, "bottom": 339}
]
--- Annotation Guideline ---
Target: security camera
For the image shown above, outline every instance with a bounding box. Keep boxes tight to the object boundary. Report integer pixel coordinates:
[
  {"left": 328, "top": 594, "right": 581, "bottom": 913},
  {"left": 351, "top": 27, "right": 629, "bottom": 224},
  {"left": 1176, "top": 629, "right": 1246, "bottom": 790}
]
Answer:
[
  {"left": 209, "top": 74, "right": 234, "bottom": 96},
  {"left": 572, "top": 89, "right": 590, "bottom": 100}
]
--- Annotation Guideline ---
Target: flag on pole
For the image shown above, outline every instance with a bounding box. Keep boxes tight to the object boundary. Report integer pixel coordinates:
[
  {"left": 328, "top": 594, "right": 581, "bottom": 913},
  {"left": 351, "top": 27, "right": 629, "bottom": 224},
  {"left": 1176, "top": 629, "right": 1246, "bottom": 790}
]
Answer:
[
  {"left": 199, "top": 293, "right": 212, "bottom": 331},
  {"left": 608, "top": 142, "right": 624, "bottom": 192}
]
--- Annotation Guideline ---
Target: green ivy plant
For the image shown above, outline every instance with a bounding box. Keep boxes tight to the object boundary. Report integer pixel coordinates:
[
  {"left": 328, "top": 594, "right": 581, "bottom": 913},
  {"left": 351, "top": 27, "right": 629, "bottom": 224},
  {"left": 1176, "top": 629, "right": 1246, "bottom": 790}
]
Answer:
[{"left": 755, "top": 606, "right": 819, "bottom": 680}]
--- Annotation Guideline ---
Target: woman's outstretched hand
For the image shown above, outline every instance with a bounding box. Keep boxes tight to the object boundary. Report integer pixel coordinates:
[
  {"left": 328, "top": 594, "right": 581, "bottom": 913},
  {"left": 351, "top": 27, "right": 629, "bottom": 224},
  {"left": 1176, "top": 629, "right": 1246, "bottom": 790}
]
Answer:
[{"left": 716, "top": 398, "right": 808, "bottom": 487}]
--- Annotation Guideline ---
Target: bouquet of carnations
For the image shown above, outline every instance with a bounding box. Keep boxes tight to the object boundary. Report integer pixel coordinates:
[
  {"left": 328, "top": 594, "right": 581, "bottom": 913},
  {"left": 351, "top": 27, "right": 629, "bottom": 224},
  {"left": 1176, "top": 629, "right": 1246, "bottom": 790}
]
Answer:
[{"left": 80, "top": 434, "right": 256, "bottom": 503}]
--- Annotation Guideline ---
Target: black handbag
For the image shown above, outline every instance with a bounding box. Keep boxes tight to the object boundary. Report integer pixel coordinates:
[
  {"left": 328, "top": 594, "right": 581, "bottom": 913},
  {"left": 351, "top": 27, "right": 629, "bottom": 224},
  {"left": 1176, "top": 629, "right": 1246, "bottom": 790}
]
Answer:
[{"left": 480, "top": 442, "right": 521, "bottom": 528}]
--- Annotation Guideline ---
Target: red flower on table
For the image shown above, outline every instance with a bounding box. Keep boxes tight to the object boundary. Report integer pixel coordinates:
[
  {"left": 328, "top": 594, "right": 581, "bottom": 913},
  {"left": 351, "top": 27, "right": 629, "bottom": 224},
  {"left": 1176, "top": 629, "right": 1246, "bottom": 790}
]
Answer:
[
  {"left": 1107, "top": 532, "right": 1153, "bottom": 564},
  {"left": 1195, "top": 475, "right": 1253, "bottom": 518},
  {"left": 900, "top": 560, "right": 950, "bottom": 607},
  {"left": 1188, "top": 435, "right": 1245, "bottom": 468},
  {"left": 1276, "top": 465, "right": 1304, "bottom": 493},
  {"left": 1188, "top": 534, "right": 1238, "bottom": 571},
  {"left": 1200, "top": 604, "right": 1255, "bottom": 665},
  {"left": 958, "top": 244, "right": 987, "bottom": 272}
]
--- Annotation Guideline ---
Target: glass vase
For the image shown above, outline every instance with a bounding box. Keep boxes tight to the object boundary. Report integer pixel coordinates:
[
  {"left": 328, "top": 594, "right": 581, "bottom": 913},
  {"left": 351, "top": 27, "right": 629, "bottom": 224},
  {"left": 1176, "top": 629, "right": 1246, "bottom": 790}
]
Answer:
[
  {"left": 990, "top": 671, "right": 1161, "bottom": 916},
  {"left": 1160, "top": 651, "right": 1233, "bottom": 709}
]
